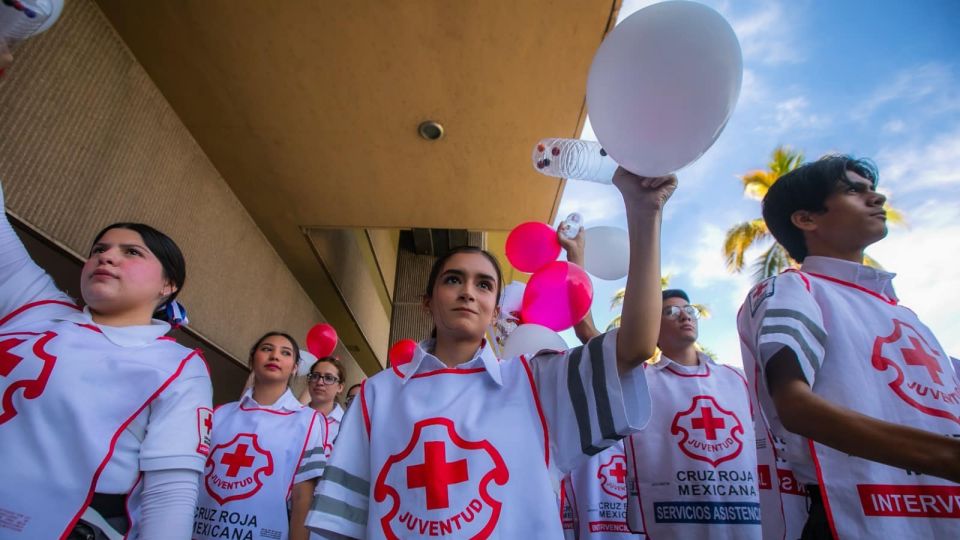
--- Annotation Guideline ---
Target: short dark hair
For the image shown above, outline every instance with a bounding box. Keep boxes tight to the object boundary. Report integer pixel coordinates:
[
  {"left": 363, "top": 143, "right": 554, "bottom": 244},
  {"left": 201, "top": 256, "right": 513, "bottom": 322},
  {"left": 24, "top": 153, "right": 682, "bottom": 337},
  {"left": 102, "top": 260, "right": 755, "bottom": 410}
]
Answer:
[
  {"left": 762, "top": 155, "right": 878, "bottom": 262},
  {"left": 424, "top": 246, "right": 503, "bottom": 338},
  {"left": 310, "top": 356, "right": 345, "bottom": 383},
  {"left": 248, "top": 331, "right": 302, "bottom": 365},
  {"left": 92, "top": 223, "right": 186, "bottom": 314},
  {"left": 662, "top": 289, "right": 690, "bottom": 303}
]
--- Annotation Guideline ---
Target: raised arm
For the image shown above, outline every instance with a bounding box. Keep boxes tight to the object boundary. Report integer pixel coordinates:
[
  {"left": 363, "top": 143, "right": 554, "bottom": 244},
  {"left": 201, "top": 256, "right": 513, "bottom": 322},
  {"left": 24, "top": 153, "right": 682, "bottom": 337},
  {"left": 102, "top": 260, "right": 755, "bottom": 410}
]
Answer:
[
  {"left": 557, "top": 227, "right": 600, "bottom": 344},
  {"left": 612, "top": 169, "right": 676, "bottom": 373},
  {"left": 768, "top": 347, "right": 960, "bottom": 482},
  {"left": 0, "top": 179, "right": 71, "bottom": 318}
]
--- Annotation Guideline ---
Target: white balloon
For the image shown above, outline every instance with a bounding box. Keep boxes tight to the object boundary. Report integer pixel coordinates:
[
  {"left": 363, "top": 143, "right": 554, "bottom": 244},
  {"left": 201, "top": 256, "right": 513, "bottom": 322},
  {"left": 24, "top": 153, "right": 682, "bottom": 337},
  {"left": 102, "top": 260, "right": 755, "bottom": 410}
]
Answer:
[
  {"left": 584, "top": 226, "right": 630, "bottom": 280},
  {"left": 297, "top": 349, "right": 318, "bottom": 376},
  {"left": 502, "top": 324, "right": 568, "bottom": 359},
  {"left": 586, "top": 1, "right": 742, "bottom": 177}
]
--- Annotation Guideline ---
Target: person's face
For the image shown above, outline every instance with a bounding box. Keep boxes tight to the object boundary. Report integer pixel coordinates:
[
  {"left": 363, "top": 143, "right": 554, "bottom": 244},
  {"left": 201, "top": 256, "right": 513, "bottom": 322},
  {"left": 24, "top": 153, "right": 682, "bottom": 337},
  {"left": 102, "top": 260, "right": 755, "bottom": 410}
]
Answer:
[
  {"left": 658, "top": 297, "right": 698, "bottom": 350},
  {"left": 345, "top": 385, "right": 361, "bottom": 408},
  {"left": 251, "top": 335, "right": 298, "bottom": 384},
  {"left": 797, "top": 171, "right": 888, "bottom": 255},
  {"left": 80, "top": 228, "right": 175, "bottom": 316},
  {"left": 424, "top": 253, "right": 499, "bottom": 341},
  {"left": 308, "top": 361, "right": 343, "bottom": 405}
]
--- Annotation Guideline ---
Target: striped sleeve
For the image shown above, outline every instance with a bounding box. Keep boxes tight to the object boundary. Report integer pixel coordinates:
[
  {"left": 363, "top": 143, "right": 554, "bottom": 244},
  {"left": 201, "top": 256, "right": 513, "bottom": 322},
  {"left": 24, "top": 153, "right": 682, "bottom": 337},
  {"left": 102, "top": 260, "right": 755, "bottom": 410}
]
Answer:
[
  {"left": 305, "top": 395, "right": 370, "bottom": 539},
  {"left": 742, "top": 273, "right": 827, "bottom": 387},
  {"left": 294, "top": 412, "right": 327, "bottom": 484},
  {"left": 528, "top": 328, "right": 652, "bottom": 475}
]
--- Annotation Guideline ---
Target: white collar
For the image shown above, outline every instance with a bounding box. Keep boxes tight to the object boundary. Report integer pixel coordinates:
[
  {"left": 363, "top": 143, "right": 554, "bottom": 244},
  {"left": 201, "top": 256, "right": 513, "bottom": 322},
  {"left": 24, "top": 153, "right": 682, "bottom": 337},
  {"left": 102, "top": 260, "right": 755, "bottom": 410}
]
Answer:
[
  {"left": 800, "top": 256, "right": 898, "bottom": 302},
  {"left": 327, "top": 402, "right": 345, "bottom": 423},
  {"left": 649, "top": 350, "right": 714, "bottom": 373},
  {"left": 240, "top": 387, "right": 304, "bottom": 412},
  {"left": 55, "top": 306, "right": 172, "bottom": 347},
  {"left": 399, "top": 339, "right": 502, "bottom": 386}
]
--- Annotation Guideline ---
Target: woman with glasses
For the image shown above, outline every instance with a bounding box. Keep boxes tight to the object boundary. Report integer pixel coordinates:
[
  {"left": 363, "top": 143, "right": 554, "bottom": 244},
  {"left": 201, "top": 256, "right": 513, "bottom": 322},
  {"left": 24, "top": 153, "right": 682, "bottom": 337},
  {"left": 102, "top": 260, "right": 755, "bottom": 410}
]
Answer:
[
  {"left": 307, "top": 356, "right": 346, "bottom": 451},
  {"left": 193, "top": 332, "right": 327, "bottom": 540}
]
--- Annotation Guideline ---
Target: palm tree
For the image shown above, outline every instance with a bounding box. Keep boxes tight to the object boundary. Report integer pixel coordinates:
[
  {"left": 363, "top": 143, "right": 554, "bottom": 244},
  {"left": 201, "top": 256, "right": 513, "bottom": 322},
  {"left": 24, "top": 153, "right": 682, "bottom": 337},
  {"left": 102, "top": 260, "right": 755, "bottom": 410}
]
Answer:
[{"left": 724, "top": 146, "right": 906, "bottom": 283}]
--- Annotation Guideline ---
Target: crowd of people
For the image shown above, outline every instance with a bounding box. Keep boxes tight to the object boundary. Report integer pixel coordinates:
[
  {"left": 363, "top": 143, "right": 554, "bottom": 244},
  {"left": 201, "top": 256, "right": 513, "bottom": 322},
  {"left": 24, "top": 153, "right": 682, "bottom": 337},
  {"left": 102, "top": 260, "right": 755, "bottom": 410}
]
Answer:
[{"left": 1, "top": 155, "right": 958, "bottom": 540}]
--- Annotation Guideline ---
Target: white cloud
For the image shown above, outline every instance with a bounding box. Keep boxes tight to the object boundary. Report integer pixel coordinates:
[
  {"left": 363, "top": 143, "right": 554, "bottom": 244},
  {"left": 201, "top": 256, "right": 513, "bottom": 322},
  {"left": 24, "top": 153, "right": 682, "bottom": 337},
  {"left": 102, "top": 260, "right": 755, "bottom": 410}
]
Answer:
[
  {"left": 869, "top": 202, "right": 960, "bottom": 356},
  {"left": 882, "top": 119, "right": 906, "bottom": 134},
  {"left": 729, "top": 1, "right": 804, "bottom": 66},
  {"left": 764, "top": 96, "right": 830, "bottom": 134},
  {"left": 853, "top": 63, "right": 960, "bottom": 121},
  {"left": 877, "top": 126, "right": 960, "bottom": 192}
]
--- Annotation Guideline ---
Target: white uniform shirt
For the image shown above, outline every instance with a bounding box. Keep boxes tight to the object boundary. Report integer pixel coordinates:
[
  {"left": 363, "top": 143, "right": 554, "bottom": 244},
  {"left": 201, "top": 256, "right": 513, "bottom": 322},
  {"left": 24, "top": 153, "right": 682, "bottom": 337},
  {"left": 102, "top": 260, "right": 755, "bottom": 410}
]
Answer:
[
  {"left": 324, "top": 402, "right": 345, "bottom": 454},
  {"left": 306, "top": 330, "right": 651, "bottom": 539},
  {"left": 738, "top": 256, "right": 960, "bottom": 538}
]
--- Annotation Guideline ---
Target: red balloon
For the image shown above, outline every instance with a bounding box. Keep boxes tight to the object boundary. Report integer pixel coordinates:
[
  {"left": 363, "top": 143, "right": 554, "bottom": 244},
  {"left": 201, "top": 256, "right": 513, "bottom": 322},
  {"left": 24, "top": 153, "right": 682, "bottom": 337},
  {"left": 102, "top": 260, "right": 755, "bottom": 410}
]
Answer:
[
  {"left": 306, "top": 323, "right": 338, "bottom": 357},
  {"left": 520, "top": 261, "right": 593, "bottom": 331},
  {"left": 389, "top": 339, "right": 418, "bottom": 367},
  {"left": 505, "top": 221, "right": 561, "bottom": 273}
]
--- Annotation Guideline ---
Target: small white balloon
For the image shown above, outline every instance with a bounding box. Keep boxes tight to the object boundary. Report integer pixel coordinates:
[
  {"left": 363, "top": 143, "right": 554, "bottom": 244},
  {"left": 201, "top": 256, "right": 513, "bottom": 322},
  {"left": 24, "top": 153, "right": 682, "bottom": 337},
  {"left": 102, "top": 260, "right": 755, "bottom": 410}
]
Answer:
[
  {"left": 502, "top": 324, "right": 568, "bottom": 359},
  {"left": 297, "top": 349, "right": 318, "bottom": 376},
  {"left": 586, "top": 0, "right": 743, "bottom": 177},
  {"left": 584, "top": 226, "right": 630, "bottom": 280}
]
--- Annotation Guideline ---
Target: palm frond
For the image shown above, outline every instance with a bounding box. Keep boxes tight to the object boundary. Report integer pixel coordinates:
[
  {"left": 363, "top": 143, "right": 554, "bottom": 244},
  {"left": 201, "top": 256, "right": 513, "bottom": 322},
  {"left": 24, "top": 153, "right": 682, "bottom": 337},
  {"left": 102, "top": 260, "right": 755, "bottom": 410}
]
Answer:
[
  {"left": 862, "top": 253, "right": 884, "bottom": 270},
  {"left": 693, "top": 303, "right": 711, "bottom": 319},
  {"left": 750, "top": 243, "right": 792, "bottom": 284},
  {"left": 723, "top": 218, "right": 770, "bottom": 273},
  {"left": 606, "top": 315, "right": 621, "bottom": 331},
  {"left": 883, "top": 203, "right": 908, "bottom": 227},
  {"left": 740, "top": 170, "right": 774, "bottom": 200},
  {"left": 610, "top": 288, "right": 626, "bottom": 311}
]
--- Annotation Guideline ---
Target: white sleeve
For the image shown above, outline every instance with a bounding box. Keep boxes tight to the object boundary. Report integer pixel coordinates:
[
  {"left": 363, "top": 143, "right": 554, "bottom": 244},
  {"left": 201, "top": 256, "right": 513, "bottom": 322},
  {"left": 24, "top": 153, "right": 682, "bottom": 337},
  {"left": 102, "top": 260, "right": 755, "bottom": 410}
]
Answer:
[
  {"left": 0, "top": 179, "right": 72, "bottom": 319},
  {"left": 137, "top": 468, "right": 200, "bottom": 540},
  {"left": 528, "top": 329, "right": 652, "bottom": 475},
  {"left": 307, "top": 387, "right": 370, "bottom": 539},
  {"left": 295, "top": 412, "right": 328, "bottom": 484},
  {"left": 738, "top": 273, "right": 827, "bottom": 388},
  {"left": 139, "top": 353, "right": 213, "bottom": 473}
]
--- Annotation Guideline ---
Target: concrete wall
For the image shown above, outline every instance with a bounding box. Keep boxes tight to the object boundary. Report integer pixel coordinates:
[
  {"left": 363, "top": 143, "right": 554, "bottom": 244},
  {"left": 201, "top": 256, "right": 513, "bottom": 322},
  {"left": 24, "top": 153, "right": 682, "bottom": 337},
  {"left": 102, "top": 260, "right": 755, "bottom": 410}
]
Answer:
[{"left": 0, "top": 0, "right": 362, "bottom": 390}]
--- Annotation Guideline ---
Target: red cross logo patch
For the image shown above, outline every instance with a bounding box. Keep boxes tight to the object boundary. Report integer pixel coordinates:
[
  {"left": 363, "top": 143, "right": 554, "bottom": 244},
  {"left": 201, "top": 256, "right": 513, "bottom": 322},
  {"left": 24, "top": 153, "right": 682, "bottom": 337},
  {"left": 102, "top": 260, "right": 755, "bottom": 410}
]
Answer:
[
  {"left": 748, "top": 277, "right": 775, "bottom": 317},
  {"left": 671, "top": 395, "right": 745, "bottom": 467},
  {"left": 0, "top": 331, "right": 57, "bottom": 426},
  {"left": 597, "top": 453, "right": 628, "bottom": 500},
  {"left": 374, "top": 418, "right": 509, "bottom": 539},
  {"left": 871, "top": 319, "right": 960, "bottom": 425},
  {"left": 196, "top": 407, "right": 213, "bottom": 456},
  {"left": 204, "top": 433, "right": 274, "bottom": 505}
]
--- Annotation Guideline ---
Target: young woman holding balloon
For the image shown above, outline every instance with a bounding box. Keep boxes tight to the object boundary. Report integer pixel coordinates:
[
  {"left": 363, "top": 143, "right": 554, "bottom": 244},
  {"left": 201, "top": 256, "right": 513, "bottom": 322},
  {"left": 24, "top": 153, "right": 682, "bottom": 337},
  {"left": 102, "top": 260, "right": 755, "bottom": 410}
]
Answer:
[
  {"left": 0, "top": 180, "right": 212, "bottom": 540},
  {"left": 194, "top": 331, "right": 326, "bottom": 540},
  {"left": 305, "top": 168, "right": 674, "bottom": 539}
]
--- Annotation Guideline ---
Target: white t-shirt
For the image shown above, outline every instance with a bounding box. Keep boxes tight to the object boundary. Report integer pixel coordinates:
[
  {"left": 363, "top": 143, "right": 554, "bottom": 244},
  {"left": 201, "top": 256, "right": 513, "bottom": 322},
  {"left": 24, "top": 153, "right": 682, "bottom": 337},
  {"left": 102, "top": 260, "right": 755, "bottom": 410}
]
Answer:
[{"left": 306, "top": 331, "right": 651, "bottom": 539}]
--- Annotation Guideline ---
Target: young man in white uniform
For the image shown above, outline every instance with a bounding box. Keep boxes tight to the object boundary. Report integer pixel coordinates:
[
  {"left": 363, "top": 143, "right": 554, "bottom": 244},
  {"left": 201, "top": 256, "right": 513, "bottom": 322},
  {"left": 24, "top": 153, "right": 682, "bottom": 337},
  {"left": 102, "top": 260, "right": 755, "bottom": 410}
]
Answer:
[
  {"left": 737, "top": 155, "right": 960, "bottom": 539},
  {"left": 623, "top": 290, "right": 761, "bottom": 540}
]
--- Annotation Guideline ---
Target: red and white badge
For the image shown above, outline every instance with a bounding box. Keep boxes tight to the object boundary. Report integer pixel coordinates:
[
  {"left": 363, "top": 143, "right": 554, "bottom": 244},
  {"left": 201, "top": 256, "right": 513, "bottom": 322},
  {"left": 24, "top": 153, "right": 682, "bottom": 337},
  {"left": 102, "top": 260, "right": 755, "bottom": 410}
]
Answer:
[
  {"left": 374, "top": 418, "right": 509, "bottom": 539},
  {"left": 196, "top": 407, "right": 213, "bottom": 455},
  {"left": 597, "top": 453, "right": 628, "bottom": 500},
  {"left": 871, "top": 319, "right": 960, "bottom": 425},
  {"left": 0, "top": 331, "right": 57, "bottom": 425},
  {"left": 671, "top": 395, "right": 745, "bottom": 467},
  {"left": 204, "top": 433, "right": 274, "bottom": 505}
]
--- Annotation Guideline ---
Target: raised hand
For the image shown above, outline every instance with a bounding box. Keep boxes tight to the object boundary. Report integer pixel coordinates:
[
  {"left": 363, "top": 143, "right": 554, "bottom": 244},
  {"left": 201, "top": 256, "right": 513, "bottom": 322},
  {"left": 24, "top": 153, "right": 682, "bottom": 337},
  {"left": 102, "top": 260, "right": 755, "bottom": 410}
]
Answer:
[{"left": 612, "top": 167, "right": 677, "bottom": 212}]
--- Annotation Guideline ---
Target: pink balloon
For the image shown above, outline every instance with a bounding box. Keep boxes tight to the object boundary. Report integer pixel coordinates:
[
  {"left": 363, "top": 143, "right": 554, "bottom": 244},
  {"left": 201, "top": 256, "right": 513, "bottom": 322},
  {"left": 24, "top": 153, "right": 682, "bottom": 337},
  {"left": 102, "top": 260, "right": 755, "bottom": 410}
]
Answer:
[
  {"left": 388, "top": 339, "right": 418, "bottom": 367},
  {"left": 306, "top": 323, "right": 338, "bottom": 357},
  {"left": 521, "top": 261, "right": 593, "bottom": 331},
  {"left": 505, "top": 222, "right": 561, "bottom": 273}
]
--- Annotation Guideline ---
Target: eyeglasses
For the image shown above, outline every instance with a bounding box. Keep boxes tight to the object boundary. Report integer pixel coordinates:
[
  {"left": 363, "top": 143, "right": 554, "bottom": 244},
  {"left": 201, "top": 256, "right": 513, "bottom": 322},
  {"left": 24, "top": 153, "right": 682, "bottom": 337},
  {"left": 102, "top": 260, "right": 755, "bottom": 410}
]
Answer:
[
  {"left": 307, "top": 373, "right": 341, "bottom": 385},
  {"left": 663, "top": 305, "right": 700, "bottom": 320}
]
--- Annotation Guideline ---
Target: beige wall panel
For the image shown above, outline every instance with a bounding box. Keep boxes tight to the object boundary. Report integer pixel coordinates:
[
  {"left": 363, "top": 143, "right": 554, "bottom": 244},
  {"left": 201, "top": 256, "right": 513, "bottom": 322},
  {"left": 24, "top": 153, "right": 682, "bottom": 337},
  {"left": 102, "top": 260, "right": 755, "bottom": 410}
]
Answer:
[{"left": 0, "top": 0, "right": 358, "bottom": 375}]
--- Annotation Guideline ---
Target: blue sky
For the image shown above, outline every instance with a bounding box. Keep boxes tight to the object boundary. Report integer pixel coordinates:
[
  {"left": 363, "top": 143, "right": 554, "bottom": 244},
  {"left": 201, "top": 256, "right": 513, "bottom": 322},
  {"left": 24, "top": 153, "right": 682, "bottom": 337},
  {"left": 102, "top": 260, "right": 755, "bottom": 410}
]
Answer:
[{"left": 554, "top": 0, "right": 960, "bottom": 366}]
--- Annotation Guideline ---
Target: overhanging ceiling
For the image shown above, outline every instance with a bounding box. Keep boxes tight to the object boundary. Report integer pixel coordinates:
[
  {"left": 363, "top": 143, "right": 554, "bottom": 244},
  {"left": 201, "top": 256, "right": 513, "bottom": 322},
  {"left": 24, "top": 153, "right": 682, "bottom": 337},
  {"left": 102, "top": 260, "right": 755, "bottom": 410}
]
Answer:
[{"left": 94, "top": 0, "right": 620, "bottom": 372}]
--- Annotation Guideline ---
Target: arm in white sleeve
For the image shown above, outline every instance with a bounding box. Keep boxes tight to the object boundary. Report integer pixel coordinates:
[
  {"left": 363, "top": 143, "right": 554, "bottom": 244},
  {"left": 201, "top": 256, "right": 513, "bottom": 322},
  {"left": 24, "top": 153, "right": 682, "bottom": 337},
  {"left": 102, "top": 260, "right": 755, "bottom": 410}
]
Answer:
[
  {"left": 137, "top": 469, "right": 200, "bottom": 540},
  {"left": 0, "top": 179, "right": 73, "bottom": 318}
]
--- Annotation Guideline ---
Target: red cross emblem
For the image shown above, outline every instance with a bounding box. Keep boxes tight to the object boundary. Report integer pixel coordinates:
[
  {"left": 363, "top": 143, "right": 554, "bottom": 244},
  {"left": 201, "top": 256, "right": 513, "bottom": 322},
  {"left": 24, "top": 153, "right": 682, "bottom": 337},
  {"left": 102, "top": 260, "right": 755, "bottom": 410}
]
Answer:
[
  {"left": 871, "top": 319, "right": 960, "bottom": 425},
  {"left": 597, "top": 452, "right": 628, "bottom": 500},
  {"left": 204, "top": 433, "right": 274, "bottom": 505},
  {"left": 374, "top": 418, "right": 508, "bottom": 539},
  {"left": 196, "top": 407, "right": 213, "bottom": 455},
  {"left": 748, "top": 277, "right": 776, "bottom": 316},
  {"left": 0, "top": 331, "right": 58, "bottom": 426},
  {"left": 671, "top": 395, "right": 745, "bottom": 467}
]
